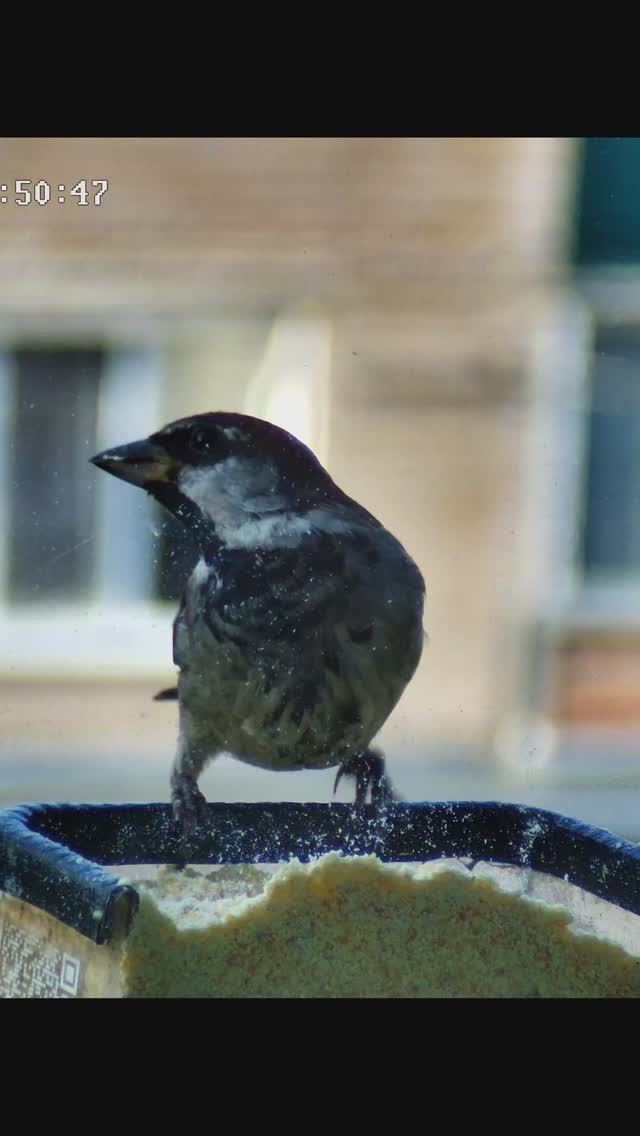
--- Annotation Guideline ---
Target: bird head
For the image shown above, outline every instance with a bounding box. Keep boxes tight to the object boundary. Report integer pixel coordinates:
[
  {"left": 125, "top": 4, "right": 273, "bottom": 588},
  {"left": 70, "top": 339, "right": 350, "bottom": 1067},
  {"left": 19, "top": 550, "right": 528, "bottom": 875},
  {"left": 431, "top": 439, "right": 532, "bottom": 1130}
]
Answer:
[{"left": 91, "top": 412, "right": 340, "bottom": 548}]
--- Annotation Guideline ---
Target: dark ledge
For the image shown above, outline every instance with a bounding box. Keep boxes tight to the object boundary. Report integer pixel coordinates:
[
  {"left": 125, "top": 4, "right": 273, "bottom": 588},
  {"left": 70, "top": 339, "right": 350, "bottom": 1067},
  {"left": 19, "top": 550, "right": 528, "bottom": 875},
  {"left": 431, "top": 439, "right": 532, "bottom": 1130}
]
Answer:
[{"left": 1, "top": 801, "right": 640, "bottom": 945}]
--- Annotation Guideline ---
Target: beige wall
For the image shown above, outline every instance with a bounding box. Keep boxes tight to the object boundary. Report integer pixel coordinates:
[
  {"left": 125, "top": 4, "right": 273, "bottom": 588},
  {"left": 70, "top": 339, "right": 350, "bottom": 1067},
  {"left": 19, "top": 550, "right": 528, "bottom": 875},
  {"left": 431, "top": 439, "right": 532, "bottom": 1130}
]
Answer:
[
  {"left": 0, "top": 137, "right": 573, "bottom": 321},
  {"left": 0, "top": 137, "right": 578, "bottom": 761}
]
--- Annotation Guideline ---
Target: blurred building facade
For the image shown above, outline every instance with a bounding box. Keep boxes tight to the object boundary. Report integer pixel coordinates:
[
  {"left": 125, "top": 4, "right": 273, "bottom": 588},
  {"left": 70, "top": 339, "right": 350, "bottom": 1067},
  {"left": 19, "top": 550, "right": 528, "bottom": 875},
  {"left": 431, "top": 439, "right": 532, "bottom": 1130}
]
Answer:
[{"left": 0, "top": 137, "right": 637, "bottom": 784}]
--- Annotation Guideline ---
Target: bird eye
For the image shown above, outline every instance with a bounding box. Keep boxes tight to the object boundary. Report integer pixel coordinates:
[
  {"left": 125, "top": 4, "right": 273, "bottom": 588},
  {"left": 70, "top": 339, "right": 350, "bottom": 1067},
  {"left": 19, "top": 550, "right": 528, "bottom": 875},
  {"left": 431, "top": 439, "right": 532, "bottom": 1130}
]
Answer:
[{"left": 189, "top": 427, "right": 211, "bottom": 455}]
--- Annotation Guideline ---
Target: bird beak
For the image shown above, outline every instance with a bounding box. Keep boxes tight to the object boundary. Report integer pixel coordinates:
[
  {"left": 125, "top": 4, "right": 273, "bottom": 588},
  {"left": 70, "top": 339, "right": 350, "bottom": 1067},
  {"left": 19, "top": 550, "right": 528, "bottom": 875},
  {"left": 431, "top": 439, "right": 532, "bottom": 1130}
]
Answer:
[{"left": 90, "top": 438, "right": 176, "bottom": 488}]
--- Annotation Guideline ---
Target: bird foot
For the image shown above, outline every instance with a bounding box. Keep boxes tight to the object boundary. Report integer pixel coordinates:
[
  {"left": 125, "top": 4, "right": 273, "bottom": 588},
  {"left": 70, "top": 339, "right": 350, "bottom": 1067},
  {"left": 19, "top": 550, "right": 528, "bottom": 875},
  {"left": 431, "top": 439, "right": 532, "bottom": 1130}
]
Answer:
[{"left": 334, "top": 749, "right": 401, "bottom": 806}]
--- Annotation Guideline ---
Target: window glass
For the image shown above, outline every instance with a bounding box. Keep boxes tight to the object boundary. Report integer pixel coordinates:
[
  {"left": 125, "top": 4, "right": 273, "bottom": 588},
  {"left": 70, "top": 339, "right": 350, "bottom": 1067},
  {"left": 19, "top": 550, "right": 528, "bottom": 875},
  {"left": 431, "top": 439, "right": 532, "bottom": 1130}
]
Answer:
[
  {"left": 8, "top": 349, "right": 102, "bottom": 602},
  {"left": 574, "top": 137, "right": 640, "bottom": 265},
  {"left": 582, "top": 328, "right": 640, "bottom": 577}
]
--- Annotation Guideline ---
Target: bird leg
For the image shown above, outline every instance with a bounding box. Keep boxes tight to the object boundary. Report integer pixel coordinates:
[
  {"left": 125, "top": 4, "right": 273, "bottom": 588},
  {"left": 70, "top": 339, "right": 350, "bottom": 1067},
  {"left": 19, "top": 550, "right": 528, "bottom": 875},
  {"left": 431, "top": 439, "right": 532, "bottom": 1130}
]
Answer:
[
  {"left": 171, "top": 770, "right": 209, "bottom": 833},
  {"left": 170, "top": 737, "right": 211, "bottom": 834},
  {"left": 334, "top": 749, "right": 400, "bottom": 806}
]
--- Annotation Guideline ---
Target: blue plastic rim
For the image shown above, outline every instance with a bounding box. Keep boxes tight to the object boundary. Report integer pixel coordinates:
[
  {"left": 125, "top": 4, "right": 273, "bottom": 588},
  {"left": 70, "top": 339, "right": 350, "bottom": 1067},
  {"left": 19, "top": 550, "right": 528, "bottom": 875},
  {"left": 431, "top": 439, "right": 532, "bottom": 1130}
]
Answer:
[{"left": 1, "top": 800, "right": 640, "bottom": 944}]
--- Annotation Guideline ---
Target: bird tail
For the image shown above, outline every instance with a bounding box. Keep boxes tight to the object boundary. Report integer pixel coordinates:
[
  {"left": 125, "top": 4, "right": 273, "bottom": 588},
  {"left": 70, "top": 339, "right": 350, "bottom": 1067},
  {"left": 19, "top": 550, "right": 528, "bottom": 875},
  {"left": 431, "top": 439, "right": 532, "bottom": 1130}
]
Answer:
[{"left": 154, "top": 686, "right": 179, "bottom": 701}]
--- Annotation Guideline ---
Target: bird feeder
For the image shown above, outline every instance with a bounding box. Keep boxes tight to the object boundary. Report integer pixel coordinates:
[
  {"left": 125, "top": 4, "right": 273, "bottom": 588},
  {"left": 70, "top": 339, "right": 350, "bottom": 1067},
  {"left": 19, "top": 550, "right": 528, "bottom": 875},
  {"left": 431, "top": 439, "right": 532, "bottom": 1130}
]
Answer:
[{"left": 2, "top": 801, "right": 640, "bottom": 998}]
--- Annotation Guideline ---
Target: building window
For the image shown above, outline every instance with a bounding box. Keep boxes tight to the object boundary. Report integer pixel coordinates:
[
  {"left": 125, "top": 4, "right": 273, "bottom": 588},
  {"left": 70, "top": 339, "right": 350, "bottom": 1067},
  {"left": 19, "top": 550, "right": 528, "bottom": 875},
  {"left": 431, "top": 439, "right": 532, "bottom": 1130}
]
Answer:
[
  {"left": 574, "top": 138, "right": 640, "bottom": 266},
  {"left": 0, "top": 343, "right": 172, "bottom": 677},
  {"left": 572, "top": 140, "right": 640, "bottom": 589},
  {"left": 581, "top": 327, "right": 640, "bottom": 579},
  {"left": 7, "top": 348, "right": 103, "bottom": 603},
  {"left": 526, "top": 143, "right": 640, "bottom": 735},
  {"left": 0, "top": 344, "right": 165, "bottom": 612}
]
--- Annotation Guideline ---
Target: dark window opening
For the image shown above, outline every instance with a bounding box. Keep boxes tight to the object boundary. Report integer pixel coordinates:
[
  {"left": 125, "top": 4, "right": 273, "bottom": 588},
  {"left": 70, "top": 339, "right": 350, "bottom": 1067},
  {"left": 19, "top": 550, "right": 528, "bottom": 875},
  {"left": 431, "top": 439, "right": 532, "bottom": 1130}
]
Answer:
[
  {"left": 582, "top": 328, "right": 640, "bottom": 576},
  {"left": 8, "top": 348, "right": 103, "bottom": 602},
  {"left": 574, "top": 138, "right": 640, "bottom": 266}
]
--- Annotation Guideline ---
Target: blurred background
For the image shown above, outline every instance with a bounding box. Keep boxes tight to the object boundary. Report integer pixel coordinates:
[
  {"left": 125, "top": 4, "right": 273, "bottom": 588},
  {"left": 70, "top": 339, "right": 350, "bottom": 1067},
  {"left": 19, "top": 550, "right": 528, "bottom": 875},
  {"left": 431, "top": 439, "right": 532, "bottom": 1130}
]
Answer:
[{"left": 0, "top": 137, "right": 639, "bottom": 836}]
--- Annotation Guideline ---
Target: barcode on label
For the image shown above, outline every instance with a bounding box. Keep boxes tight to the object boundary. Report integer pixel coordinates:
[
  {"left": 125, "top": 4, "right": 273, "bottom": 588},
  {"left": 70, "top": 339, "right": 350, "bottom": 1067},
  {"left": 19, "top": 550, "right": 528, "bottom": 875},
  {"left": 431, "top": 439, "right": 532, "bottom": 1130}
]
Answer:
[{"left": 0, "top": 916, "right": 82, "bottom": 998}]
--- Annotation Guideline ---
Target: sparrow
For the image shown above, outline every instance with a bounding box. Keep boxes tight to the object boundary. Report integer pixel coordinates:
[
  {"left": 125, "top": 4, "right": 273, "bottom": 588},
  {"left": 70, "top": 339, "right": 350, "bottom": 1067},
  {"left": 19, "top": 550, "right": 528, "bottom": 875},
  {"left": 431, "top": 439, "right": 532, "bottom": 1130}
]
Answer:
[{"left": 91, "top": 412, "right": 425, "bottom": 831}]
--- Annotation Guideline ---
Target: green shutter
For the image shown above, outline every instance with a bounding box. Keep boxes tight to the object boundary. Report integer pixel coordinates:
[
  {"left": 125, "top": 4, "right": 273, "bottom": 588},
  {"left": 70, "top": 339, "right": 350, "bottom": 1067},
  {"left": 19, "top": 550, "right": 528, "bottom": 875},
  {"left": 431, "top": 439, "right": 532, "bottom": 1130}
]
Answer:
[{"left": 574, "top": 138, "right": 640, "bottom": 265}]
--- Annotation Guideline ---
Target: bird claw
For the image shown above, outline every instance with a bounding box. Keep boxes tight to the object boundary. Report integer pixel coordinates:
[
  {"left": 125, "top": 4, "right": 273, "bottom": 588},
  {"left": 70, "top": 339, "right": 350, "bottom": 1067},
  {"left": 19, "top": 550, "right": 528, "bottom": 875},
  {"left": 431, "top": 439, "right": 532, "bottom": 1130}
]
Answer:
[
  {"left": 333, "top": 766, "right": 346, "bottom": 796},
  {"left": 334, "top": 750, "right": 400, "bottom": 807}
]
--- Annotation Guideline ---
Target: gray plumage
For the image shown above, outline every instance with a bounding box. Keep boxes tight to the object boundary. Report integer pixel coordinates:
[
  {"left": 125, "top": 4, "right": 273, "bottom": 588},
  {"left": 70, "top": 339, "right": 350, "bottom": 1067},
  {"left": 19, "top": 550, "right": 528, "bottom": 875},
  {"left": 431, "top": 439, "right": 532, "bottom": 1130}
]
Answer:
[{"left": 91, "top": 412, "right": 425, "bottom": 829}]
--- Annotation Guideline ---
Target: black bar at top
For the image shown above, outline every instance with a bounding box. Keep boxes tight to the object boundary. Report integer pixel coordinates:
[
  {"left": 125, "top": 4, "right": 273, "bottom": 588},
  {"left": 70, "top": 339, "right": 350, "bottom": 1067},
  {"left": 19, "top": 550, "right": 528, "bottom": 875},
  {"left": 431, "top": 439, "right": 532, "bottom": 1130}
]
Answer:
[{"left": 1, "top": 800, "right": 640, "bottom": 945}]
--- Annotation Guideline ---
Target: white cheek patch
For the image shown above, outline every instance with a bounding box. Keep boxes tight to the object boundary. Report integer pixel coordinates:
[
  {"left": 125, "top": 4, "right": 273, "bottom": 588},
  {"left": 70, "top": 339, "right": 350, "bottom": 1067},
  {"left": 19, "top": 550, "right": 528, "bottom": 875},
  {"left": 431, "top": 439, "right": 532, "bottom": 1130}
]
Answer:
[
  {"left": 178, "top": 462, "right": 355, "bottom": 549},
  {"left": 224, "top": 510, "right": 355, "bottom": 549},
  {"left": 178, "top": 461, "right": 241, "bottom": 518},
  {"left": 226, "top": 514, "right": 312, "bottom": 548}
]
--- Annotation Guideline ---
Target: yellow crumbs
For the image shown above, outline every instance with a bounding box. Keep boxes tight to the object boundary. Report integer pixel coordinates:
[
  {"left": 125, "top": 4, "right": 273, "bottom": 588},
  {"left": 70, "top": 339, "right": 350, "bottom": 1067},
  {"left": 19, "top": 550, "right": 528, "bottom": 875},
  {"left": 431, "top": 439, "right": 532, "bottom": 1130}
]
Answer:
[{"left": 121, "top": 854, "right": 640, "bottom": 998}]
